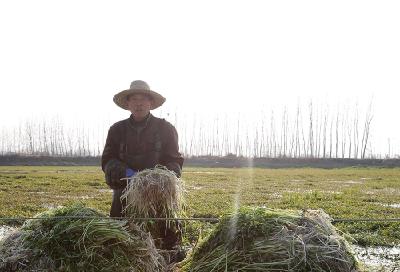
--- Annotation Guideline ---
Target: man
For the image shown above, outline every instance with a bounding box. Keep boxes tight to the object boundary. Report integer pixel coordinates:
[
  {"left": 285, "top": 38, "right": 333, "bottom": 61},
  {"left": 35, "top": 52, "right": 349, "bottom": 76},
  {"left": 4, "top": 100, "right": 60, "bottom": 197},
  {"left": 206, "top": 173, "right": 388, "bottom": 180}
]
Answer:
[{"left": 101, "top": 80, "right": 184, "bottom": 249}]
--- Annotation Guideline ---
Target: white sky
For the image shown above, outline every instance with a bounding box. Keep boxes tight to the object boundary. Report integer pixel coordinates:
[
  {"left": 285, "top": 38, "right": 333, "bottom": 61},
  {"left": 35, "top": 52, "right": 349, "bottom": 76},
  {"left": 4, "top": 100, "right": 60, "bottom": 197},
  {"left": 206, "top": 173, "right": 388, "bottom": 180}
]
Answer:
[{"left": 0, "top": 0, "right": 399, "bottom": 155}]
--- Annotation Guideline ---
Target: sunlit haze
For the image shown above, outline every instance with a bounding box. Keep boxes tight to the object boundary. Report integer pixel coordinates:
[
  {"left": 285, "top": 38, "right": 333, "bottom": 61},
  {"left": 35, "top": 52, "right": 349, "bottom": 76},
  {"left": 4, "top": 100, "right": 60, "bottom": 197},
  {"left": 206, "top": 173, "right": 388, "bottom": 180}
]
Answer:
[{"left": 0, "top": 0, "right": 399, "bottom": 156}]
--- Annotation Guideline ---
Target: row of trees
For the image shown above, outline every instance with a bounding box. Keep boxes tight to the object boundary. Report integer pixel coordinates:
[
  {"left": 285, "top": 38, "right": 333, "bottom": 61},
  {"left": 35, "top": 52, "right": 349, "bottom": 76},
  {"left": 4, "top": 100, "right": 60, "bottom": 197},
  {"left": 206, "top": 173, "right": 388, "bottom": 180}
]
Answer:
[
  {"left": 174, "top": 102, "right": 375, "bottom": 158},
  {"left": 0, "top": 101, "right": 389, "bottom": 158},
  {"left": 0, "top": 117, "right": 107, "bottom": 157}
]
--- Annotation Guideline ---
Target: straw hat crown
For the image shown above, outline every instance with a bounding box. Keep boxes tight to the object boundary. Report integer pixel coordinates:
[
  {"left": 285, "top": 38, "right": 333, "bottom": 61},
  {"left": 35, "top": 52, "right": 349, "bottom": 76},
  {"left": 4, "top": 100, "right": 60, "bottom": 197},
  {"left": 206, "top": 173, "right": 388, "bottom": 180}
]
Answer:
[{"left": 113, "top": 80, "right": 166, "bottom": 110}]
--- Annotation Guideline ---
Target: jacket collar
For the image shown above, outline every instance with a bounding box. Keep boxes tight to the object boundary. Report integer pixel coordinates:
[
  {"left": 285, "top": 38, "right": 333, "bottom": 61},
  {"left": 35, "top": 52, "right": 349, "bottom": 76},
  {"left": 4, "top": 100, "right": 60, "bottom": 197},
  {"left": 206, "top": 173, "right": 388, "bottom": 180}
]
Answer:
[{"left": 129, "top": 113, "right": 153, "bottom": 127}]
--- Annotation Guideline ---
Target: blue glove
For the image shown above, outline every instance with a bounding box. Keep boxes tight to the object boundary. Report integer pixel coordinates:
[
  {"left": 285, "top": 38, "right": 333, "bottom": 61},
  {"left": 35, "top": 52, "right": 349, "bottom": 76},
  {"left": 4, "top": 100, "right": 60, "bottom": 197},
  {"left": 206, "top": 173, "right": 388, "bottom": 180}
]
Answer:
[{"left": 126, "top": 168, "right": 137, "bottom": 178}]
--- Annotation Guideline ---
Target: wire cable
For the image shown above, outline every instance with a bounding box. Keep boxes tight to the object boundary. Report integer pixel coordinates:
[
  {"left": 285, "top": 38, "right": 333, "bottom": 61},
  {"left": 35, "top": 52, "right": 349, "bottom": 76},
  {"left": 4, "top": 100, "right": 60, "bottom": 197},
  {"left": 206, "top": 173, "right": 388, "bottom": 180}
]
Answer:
[{"left": 0, "top": 216, "right": 399, "bottom": 223}]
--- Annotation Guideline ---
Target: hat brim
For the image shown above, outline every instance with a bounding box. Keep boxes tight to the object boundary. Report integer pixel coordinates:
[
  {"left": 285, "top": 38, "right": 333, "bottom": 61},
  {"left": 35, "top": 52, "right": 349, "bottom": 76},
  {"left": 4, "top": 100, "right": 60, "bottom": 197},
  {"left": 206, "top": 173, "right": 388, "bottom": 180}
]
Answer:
[{"left": 113, "top": 89, "right": 166, "bottom": 110}]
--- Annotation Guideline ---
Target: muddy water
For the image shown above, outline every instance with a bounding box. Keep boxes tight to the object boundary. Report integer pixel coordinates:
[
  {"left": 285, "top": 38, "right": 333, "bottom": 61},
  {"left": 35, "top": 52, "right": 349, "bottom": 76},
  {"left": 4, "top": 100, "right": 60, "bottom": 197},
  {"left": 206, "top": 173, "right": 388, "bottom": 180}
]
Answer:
[
  {"left": 1, "top": 225, "right": 399, "bottom": 271},
  {"left": 353, "top": 245, "right": 400, "bottom": 271},
  {"left": 377, "top": 203, "right": 400, "bottom": 208},
  {"left": 385, "top": 203, "right": 400, "bottom": 208},
  {"left": 0, "top": 225, "right": 16, "bottom": 240}
]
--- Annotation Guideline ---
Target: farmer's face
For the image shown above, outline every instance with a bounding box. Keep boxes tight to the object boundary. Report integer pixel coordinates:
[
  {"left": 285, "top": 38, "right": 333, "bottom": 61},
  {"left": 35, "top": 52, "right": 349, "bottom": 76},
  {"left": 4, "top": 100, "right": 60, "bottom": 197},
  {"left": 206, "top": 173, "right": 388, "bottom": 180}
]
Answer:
[{"left": 127, "top": 93, "right": 152, "bottom": 121}]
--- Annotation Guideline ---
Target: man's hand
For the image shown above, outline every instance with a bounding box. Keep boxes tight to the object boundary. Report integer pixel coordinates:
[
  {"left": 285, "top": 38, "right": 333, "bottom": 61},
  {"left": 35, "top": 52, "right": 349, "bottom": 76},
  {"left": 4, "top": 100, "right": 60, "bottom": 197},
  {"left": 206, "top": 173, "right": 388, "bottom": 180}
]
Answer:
[
  {"left": 165, "top": 162, "right": 182, "bottom": 178},
  {"left": 104, "top": 159, "right": 127, "bottom": 189}
]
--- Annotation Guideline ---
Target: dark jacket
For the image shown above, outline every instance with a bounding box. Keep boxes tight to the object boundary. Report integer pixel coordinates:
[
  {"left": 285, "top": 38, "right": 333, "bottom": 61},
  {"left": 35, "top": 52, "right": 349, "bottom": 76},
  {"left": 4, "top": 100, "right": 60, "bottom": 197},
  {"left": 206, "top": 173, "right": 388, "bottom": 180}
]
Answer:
[{"left": 101, "top": 114, "right": 183, "bottom": 177}]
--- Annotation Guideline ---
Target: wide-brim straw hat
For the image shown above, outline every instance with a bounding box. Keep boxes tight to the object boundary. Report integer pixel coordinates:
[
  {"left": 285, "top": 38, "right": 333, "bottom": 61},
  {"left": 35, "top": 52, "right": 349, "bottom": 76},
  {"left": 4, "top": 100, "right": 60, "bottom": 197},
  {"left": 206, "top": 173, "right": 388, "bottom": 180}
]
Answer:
[{"left": 113, "top": 80, "right": 166, "bottom": 110}]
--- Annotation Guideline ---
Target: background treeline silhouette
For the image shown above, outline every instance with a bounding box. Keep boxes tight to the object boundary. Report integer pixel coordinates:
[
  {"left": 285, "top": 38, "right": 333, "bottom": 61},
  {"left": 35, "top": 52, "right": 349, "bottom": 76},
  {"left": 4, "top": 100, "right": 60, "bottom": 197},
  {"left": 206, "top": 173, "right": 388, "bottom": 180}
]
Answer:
[{"left": 1, "top": 101, "right": 392, "bottom": 159}]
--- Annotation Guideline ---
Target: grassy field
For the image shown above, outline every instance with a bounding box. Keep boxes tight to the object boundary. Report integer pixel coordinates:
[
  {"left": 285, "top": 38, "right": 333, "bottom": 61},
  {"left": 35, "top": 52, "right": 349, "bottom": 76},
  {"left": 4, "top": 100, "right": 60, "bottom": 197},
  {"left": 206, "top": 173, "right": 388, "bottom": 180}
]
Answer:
[{"left": 0, "top": 166, "right": 399, "bottom": 247}]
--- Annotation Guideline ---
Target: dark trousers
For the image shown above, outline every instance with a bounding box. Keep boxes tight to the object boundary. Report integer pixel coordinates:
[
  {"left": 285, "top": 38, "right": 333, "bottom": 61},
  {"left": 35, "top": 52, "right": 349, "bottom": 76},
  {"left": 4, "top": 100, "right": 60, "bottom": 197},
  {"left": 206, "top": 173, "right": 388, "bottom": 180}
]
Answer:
[
  {"left": 152, "top": 220, "right": 182, "bottom": 250},
  {"left": 110, "top": 189, "right": 125, "bottom": 218}
]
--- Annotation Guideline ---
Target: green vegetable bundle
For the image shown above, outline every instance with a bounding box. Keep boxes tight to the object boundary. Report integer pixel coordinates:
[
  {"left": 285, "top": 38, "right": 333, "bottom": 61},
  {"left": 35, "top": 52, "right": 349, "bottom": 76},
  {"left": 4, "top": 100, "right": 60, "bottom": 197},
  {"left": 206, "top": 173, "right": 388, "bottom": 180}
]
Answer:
[
  {"left": 182, "top": 207, "right": 361, "bottom": 272},
  {"left": 122, "top": 166, "right": 184, "bottom": 220},
  {"left": 0, "top": 204, "right": 165, "bottom": 271}
]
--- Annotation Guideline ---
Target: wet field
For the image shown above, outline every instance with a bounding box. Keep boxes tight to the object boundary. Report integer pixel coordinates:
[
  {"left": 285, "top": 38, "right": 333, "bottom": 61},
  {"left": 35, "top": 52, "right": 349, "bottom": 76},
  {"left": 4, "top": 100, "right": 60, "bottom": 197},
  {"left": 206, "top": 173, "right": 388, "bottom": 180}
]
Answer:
[{"left": 0, "top": 166, "right": 399, "bottom": 271}]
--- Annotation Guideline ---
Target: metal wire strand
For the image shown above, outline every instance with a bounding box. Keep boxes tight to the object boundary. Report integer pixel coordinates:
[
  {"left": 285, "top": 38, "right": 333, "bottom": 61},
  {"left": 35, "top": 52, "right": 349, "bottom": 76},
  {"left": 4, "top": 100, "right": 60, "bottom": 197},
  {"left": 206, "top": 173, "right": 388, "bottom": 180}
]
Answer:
[
  {"left": 0, "top": 216, "right": 399, "bottom": 223},
  {"left": 0, "top": 216, "right": 220, "bottom": 222}
]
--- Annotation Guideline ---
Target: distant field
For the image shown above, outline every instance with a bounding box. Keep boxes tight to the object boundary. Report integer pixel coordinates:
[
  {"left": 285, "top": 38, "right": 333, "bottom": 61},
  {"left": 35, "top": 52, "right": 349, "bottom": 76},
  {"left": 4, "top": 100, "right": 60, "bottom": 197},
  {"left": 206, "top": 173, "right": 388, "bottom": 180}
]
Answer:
[{"left": 0, "top": 166, "right": 399, "bottom": 246}]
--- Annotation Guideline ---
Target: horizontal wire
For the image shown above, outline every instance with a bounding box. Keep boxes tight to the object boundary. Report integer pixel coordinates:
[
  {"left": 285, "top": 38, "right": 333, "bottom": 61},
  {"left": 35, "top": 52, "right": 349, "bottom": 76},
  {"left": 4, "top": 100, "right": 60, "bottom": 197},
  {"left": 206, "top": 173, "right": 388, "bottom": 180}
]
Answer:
[
  {"left": 0, "top": 216, "right": 220, "bottom": 222},
  {"left": 332, "top": 218, "right": 400, "bottom": 223},
  {"left": 0, "top": 216, "right": 399, "bottom": 223}
]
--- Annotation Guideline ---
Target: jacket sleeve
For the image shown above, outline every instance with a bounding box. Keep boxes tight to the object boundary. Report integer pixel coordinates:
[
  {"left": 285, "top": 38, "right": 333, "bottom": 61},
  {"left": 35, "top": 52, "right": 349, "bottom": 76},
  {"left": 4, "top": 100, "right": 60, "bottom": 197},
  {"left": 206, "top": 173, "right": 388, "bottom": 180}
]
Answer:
[
  {"left": 161, "top": 122, "right": 184, "bottom": 177},
  {"left": 101, "top": 125, "right": 120, "bottom": 172}
]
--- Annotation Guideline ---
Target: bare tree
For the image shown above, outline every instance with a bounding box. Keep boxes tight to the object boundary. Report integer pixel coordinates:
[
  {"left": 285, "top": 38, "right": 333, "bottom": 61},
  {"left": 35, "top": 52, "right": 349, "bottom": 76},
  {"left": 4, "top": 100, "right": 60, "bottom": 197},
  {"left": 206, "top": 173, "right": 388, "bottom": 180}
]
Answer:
[
  {"left": 25, "top": 120, "right": 35, "bottom": 154},
  {"left": 270, "top": 110, "right": 277, "bottom": 158},
  {"left": 361, "top": 102, "right": 373, "bottom": 159},
  {"left": 322, "top": 107, "right": 328, "bottom": 158},
  {"left": 353, "top": 105, "right": 359, "bottom": 158},
  {"left": 295, "top": 103, "right": 301, "bottom": 158},
  {"left": 308, "top": 101, "right": 314, "bottom": 158},
  {"left": 335, "top": 109, "right": 340, "bottom": 158}
]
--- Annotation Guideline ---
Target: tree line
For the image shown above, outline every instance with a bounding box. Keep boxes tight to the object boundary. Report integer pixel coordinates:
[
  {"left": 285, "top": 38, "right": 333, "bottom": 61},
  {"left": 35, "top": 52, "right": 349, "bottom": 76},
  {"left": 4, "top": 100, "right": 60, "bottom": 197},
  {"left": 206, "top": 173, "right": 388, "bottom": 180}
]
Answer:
[{"left": 0, "top": 101, "right": 387, "bottom": 159}]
